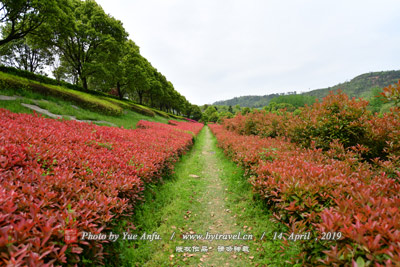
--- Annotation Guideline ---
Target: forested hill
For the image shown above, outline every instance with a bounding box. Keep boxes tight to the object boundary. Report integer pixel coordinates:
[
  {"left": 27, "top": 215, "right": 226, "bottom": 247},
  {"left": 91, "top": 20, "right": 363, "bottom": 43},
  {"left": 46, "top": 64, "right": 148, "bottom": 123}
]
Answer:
[
  {"left": 213, "top": 70, "right": 400, "bottom": 108},
  {"left": 303, "top": 70, "right": 400, "bottom": 99}
]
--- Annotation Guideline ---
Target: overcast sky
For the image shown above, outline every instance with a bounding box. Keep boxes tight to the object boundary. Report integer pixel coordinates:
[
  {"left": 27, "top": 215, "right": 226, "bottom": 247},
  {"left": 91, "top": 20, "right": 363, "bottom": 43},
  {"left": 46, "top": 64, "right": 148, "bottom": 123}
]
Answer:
[{"left": 96, "top": 0, "right": 400, "bottom": 105}]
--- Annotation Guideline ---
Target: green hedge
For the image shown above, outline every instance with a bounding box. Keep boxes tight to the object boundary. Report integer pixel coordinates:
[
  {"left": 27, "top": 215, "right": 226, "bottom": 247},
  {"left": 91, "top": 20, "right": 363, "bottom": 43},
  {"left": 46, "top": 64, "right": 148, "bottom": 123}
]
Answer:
[
  {"left": 0, "top": 72, "right": 123, "bottom": 116},
  {"left": 151, "top": 108, "right": 171, "bottom": 118},
  {"left": 0, "top": 66, "right": 83, "bottom": 91},
  {"left": 102, "top": 97, "right": 155, "bottom": 117}
]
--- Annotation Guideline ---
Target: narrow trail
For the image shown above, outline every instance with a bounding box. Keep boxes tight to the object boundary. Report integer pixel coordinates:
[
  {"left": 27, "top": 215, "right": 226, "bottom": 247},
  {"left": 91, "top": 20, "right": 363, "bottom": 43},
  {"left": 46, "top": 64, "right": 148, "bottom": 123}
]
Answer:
[
  {"left": 120, "top": 126, "right": 292, "bottom": 266},
  {"left": 192, "top": 126, "right": 250, "bottom": 266}
]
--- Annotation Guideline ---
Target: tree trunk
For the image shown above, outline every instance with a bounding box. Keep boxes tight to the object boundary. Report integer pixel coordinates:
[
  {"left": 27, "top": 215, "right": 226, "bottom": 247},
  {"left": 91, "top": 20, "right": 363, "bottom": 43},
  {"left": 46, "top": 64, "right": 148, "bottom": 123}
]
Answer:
[
  {"left": 138, "top": 91, "right": 143, "bottom": 105},
  {"left": 117, "top": 81, "right": 123, "bottom": 100},
  {"left": 82, "top": 77, "right": 88, "bottom": 91},
  {"left": 150, "top": 95, "right": 154, "bottom": 107}
]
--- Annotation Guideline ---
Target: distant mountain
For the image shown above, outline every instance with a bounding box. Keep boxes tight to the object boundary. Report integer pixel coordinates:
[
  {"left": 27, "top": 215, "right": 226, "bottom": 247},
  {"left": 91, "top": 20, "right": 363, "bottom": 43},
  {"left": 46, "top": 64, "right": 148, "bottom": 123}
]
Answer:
[
  {"left": 213, "top": 70, "right": 400, "bottom": 108},
  {"left": 213, "top": 94, "right": 281, "bottom": 108}
]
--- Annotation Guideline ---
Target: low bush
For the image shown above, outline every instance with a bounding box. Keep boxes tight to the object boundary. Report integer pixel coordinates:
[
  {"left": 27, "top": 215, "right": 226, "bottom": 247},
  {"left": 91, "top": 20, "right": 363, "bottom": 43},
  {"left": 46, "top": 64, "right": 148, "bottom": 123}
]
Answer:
[
  {"left": 288, "top": 91, "right": 372, "bottom": 151},
  {"left": 209, "top": 123, "right": 399, "bottom": 266}
]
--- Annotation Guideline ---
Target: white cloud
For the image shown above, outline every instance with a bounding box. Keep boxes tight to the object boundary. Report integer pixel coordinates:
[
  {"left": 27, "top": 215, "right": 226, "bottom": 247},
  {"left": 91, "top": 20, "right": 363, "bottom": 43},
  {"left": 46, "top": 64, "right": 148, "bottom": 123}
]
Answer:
[{"left": 97, "top": 0, "right": 400, "bottom": 105}]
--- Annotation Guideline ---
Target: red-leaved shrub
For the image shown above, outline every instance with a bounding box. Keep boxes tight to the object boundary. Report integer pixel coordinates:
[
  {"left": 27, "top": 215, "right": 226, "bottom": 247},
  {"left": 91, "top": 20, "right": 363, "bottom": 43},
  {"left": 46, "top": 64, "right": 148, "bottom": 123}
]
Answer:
[
  {"left": 209, "top": 121, "right": 400, "bottom": 266},
  {"left": 0, "top": 109, "right": 203, "bottom": 265}
]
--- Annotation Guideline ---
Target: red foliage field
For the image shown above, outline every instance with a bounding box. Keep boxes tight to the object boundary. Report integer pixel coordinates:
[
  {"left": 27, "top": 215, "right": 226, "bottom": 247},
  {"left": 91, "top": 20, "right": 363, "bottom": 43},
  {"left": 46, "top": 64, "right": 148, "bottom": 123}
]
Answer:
[
  {"left": 0, "top": 109, "right": 203, "bottom": 266},
  {"left": 209, "top": 87, "right": 400, "bottom": 266}
]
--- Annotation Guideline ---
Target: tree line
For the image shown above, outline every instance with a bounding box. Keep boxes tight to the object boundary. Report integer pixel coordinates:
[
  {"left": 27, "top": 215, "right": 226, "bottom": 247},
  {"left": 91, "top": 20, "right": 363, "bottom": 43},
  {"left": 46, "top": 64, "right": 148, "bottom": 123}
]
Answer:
[{"left": 0, "top": 0, "right": 200, "bottom": 117}]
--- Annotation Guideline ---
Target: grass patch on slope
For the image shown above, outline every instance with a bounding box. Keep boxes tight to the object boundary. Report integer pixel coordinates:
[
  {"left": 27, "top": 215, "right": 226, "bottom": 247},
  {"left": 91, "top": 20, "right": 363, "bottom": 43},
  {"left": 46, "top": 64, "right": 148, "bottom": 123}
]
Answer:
[
  {"left": 0, "top": 72, "right": 123, "bottom": 115},
  {"left": 0, "top": 96, "right": 170, "bottom": 128},
  {"left": 0, "top": 72, "right": 185, "bottom": 128}
]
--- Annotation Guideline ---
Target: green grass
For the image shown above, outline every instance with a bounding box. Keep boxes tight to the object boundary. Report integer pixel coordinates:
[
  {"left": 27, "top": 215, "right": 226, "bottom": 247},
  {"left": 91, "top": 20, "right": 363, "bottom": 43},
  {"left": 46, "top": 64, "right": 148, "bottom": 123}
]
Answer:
[
  {"left": 150, "top": 108, "right": 170, "bottom": 118},
  {"left": 0, "top": 72, "right": 123, "bottom": 115},
  {"left": 0, "top": 72, "right": 183, "bottom": 128},
  {"left": 0, "top": 99, "right": 33, "bottom": 114},
  {"left": 97, "top": 96, "right": 156, "bottom": 117}
]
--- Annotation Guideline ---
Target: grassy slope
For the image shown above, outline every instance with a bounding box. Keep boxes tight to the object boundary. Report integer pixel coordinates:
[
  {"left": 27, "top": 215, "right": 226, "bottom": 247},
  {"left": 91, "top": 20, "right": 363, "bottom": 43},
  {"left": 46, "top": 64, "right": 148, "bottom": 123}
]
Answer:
[{"left": 0, "top": 71, "right": 182, "bottom": 128}]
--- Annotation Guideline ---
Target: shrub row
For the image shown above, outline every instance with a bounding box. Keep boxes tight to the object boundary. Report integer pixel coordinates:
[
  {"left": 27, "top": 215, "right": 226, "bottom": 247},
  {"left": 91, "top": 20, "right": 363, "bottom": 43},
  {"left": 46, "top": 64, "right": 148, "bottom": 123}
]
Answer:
[
  {"left": 137, "top": 120, "right": 203, "bottom": 135},
  {"left": 102, "top": 97, "right": 156, "bottom": 117},
  {"left": 209, "top": 124, "right": 400, "bottom": 266},
  {"left": 222, "top": 90, "right": 400, "bottom": 161},
  {"left": 167, "top": 120, "right": 203, "bottom": 135},
  {"left": 0, "top": 109, "right": 203, "bottom": 266}
]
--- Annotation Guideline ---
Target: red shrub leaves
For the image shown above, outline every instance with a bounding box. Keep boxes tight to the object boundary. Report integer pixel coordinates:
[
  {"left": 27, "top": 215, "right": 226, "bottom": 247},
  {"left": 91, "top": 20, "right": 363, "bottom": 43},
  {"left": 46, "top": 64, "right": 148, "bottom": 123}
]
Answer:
[
  {"left": 223, "top": 111, "right": 290, "bottom": 138},
  {"left": 318, "top": 174, "right": 400, "bottom": 265},
  {"left": 222, "top": 90, "right": 400, "bottom": 161},
  {"left": 378, "top": 80, "right": 400, "bottom": 106},
  {"left": 288, "top": 91, "right": 372, "bottom": 151},
  {"left": 216, "top": 88, "right": 400, "bottom": 265},
  {"left": 0, "top": 109, "right": 203, "bottom": 265}
]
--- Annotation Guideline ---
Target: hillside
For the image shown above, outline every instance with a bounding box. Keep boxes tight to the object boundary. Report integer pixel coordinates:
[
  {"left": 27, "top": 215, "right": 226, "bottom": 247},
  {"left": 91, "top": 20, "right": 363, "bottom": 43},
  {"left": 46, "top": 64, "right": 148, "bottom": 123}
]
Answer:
[
  {"left": 0, "top": 70, "right": 185, "bottom": 128},
  {"left": 213, "top": 70, "right": 400, "bottom": 108},
  {"left": 304, "top": 70, "right": 400, "bottom": 99}
]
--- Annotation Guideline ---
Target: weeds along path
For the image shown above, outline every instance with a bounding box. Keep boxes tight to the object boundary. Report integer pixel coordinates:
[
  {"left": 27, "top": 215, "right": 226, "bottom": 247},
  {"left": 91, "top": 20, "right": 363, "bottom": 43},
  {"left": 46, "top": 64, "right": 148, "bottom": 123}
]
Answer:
[
  {"left": 191, "top": 126, "right": 251, "bottom": 266},
  {"left": 114, "top": 126, "right": 299, "bottom": 266}
]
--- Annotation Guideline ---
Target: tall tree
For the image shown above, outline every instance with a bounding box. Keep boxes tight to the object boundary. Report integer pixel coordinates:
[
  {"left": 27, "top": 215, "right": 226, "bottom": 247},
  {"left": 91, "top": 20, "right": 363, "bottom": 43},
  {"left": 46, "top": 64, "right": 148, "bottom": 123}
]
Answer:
[
  {"left": 191, "top": 105, "right": 202, "bottom": 121},
  {"left": 113, "top": 39, "right": 140, "bottom": 100},
  {"left": 0, "top": 0, "right": 57, "bottom": 46},
  {"left": 0, "top": 36, "right": 53, "bottom": 73},
  {"left": 43, "top": 0, "right": 127, "bottom": 90},
  {"left": 148, "top": 76, "right": 163, "bottom": 107},
  {"left": 88, "top": 38, "right": 136, "bottom": 97},
  {"left": 124, "top": 53, "right": 151, "bottom": 104}
]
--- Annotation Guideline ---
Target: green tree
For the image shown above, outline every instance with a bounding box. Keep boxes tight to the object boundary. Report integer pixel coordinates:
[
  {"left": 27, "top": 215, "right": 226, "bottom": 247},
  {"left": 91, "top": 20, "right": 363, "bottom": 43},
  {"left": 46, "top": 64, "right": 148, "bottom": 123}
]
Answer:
[
  {"left": 0, "top": 36, "right": 53, "bottom": 73},
  {"left": 0, "top": 0, "right": 58, "bottom": 46},
  {"left": 148, "top": 74, "right": 163, "bottom": 107},
  {"left": 124, "top": 54, "right": 152, "bottom": 104},
  {"left": 218, "top": 111, "right": 233, "bottom": 123},
  {"left": 269, "top": 94, "right": 316, "bottom": 108},
  {"left": 368, "top": 87, "right": 385, "bottom": 113},
  {"left": 52, "top": 58, "right": 78, "bottom": 84},
  {"left": 191, "top": 105, "right": 202, "bottom": 121},
  {"left": 241, "top": 107, "right": 251, "bottom": 115},
  {"left": 89, "top": 39, "right": 138, "bottom": 99},
  {"left": 42, "top": 0, "right": 128, "bottom": 91},
  {"left": 202, "top": 106, "right": 217, "bottom": 122},
  {"left": 208, "top": 111, "right": 219, "bottom": 123}
]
